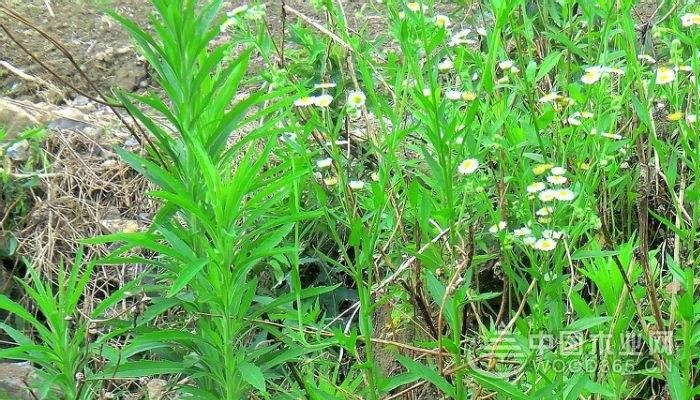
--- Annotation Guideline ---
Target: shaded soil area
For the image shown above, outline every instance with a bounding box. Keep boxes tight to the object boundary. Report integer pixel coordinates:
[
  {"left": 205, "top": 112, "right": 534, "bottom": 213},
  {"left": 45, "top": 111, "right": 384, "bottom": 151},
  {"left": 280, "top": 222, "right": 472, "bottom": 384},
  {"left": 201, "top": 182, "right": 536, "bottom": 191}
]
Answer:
[{"left": 0, "top": 0, "right": 376, "bottom": 103}]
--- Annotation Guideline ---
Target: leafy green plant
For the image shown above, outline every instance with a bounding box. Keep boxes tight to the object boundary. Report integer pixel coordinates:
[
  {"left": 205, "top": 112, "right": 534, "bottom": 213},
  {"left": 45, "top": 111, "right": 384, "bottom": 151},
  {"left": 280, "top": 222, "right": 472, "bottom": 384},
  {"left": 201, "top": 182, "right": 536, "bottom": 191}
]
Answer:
[
  {"left": 84, "top": 0, "right": 336, "bottom": 398},
  {"left": 0, "top": 250, "right": 127, "bottom": 399}
]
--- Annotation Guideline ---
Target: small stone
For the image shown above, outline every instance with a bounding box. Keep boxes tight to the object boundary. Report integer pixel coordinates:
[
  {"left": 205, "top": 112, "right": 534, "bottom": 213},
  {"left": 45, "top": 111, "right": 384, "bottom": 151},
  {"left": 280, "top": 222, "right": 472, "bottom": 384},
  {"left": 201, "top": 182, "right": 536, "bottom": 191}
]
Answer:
[{"left": 6, "top": 140, "right": 30, "bottom": 161}]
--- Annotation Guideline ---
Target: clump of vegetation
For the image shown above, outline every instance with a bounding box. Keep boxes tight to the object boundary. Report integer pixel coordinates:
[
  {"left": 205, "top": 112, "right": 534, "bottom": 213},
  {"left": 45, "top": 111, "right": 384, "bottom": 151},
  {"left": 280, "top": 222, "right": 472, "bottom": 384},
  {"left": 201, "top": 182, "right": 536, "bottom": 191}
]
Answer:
[{"left": 1, "top": 0, "right": 700, "bottom": 399}]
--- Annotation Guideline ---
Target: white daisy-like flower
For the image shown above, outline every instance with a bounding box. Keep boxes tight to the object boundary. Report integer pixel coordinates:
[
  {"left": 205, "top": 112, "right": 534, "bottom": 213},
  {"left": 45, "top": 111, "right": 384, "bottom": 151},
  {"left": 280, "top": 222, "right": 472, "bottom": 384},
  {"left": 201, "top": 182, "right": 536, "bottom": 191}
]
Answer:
[
  {"left": 434, "top": 14, "right": 451, "bottom": 28},
  {"left": 314, "top": 82, "right": 337, "bottom": 89},
  {"left": 581, "top": 70, "right": 602, "bottom": 84},
  {"left": 600, "top": 132, "right": 623, "bottom": 140},
  {"left": 498, "top": 60, "right": 514, "bottom": 70},
  {"left": 550, "top": 166, "right": 567, "bottom": 175},
  {"left": 542, "top": 229, "right": 554, "bottom": 238},
  {"left": 488, "top": 221, "right": 508, "bottom": 234},
  {"left": 538, "top": 93, "right": 561, "bottom": 103},
  {"left": 496, "top": 76, "right": 509, "bottom": 84},
  {"left": 513, "top": 227, "right": 532, "bottom": 237},
  {"left": 681, "top": 13, "right": 700, "bottom": 27},
  {"left": 457, "top": 158, "right": 479, "bottom": 175},
  {"left": 686, "top": 114, "right": 697, "bottom": 124},
  {"left": 445, "top": 90, "right": 463, "bottom": 100},
  {"left": 406, "top": 2, "right": 425, "bottom": 12},
  {"left": 535, "top": 206, "right": 554, "bottom": 216},
  {"left": 551, "top": 230, "right": 565, "bottom": 239},
  {"left": 313, "top": 94, "right": 334, "bottom": 107},
  {"left": 422, "top": 88, "right": 432, "bottom": 96},
  {"left": 349, "top": 180, "right": 365, "bottom": 190},
  {"left": 523, "top": 236, "right": 537, "bottom": 246},
  {"left": 294, "top": 96, "right": 314, "bottom": 107},
  {"left": 554, "top": 189, "right": 576, "bottom": 201},
  {"left": 538, "top": 189, "right": 557, "bottom": 202},
  {"left": 655, "top": 66, "right": 676, "bottom": 85},
  {"left": 347, "top": 91, "right": 366, "bottom": 107},
  {"left": 534, "top": 238, "right": 557, "bottom": 251},
  {"left": 438, "top": 58, "right": 454, "bottom": 71},
  {"left": 547, "top": 175, "right": 568, "bottom": 185},
  {"left": 316, "top": 158, "right": 333, "bottom": 168},
  {"left": 526, "top": 182, "right": 546, "bottom": 193}
]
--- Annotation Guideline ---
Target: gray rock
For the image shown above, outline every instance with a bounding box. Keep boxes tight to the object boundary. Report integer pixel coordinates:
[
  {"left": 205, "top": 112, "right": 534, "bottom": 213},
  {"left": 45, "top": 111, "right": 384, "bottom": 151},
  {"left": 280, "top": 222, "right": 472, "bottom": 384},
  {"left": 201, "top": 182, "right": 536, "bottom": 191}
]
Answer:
[
  {"left": 6, "top": 140, "right": 30, "bottom": 161},
  {"left": 0, "top": 362, "right": 35, "bottom": 400}
]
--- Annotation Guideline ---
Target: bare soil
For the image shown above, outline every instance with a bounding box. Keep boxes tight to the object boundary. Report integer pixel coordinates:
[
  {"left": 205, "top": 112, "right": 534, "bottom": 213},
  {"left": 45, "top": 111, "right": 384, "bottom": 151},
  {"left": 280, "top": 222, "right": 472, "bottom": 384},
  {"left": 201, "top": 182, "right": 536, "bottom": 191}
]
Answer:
[{"left": 0, "top": 0, "right": 377, "bottom": 103}]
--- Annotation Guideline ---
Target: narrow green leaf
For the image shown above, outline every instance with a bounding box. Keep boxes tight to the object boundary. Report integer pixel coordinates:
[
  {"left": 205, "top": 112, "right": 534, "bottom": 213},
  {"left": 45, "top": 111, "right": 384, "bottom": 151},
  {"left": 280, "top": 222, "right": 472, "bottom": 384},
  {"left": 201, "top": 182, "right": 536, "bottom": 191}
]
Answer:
[{"left": 167, "top": 258, "right": 208, "bottom": 297}]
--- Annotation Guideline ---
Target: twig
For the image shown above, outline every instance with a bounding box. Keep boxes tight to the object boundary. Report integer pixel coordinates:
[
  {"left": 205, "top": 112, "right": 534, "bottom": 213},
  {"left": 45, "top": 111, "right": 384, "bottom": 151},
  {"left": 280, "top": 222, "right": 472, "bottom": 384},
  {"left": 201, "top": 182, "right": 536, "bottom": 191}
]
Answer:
[
  {"left": 43, "top": 0, "right": 54, "bottom": 17},
  {"left": 0, "top": 60, "right": 64, "bottom": 101}
]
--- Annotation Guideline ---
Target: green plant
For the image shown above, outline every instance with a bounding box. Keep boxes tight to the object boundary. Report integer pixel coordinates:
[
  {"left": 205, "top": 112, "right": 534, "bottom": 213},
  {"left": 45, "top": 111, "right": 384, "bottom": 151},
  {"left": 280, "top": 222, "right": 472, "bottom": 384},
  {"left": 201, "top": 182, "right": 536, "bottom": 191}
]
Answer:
[
  {"left": 84, "top": 0, "right": 337, "bottom": 398},
  {"left": 0, "top": 250, "right": 127, "bottom": 399}
]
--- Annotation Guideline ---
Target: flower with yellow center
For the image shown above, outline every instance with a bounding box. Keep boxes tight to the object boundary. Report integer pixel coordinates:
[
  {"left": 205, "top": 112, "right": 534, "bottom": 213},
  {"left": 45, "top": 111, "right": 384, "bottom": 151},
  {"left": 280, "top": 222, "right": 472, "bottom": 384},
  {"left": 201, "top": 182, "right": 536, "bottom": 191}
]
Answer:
[
  {"left": 550, "top": 166, "right": 566, "bottom": 175},
  {"left": 538, "top": 93, "right": 561, "bottom": 103},
  {"left": 581, "top": 70, "right": 602, "bottom": 84},
  {"left": 406, "top": 2, "right": 425, "bottom": 12},
  {"left": 324, "top": 176, "right": 338, "bottom": 186},
  {"left": 498, "top": 60, "right": 514, "bottom": 70},
  {"left": 294, "top": 96, "right": 314, "bottom": 107},
  {"left": 513, "top": 227, "right": 532, "bottom": 237},
  {"left": 445, "top": 90, "right": 463, "bottom": 100},
  {"left": 349, "top": 180, "right": 365, "bottom": 190},
  {"left": 532, "top": 163, "right": 553, "bottom": 175},
  {"left": 314, "top": 82, "right": 337, "bottom": 89},
  {"left": 538, "top": 189, "right": 557, "bottom": 202},
  {"left": 554, "top": 189, "right": 576, "bottom": 201},
  {"left": 547, "top": 175, "right": 568, "bottom": 185},
  {"left": 316, "top": 158, "right": 333, "bottom": 168},
  {"left": 497, "top": 76, "right": 510, "bottom": 84},
  {"left": 458, "top": 158, "right": 479, "bottom": 175},
  {"left": 667, "top": 111, "right": 683, "bottom": 122},
  {"left": 347, "top": 91, "right": 366, "bottom": 108},
  {"left": 434, "top": 14, "right": 450, "bottom": 28},
  {"left": 462, "top": 91, "right": 477, "bottom": 101},
  {"left": 534, "top": 238, "right": 557, "bottom": 251},
  {"left": 526, "top": 182, "right": 546, "bottom": 193},
  {"left": 488, "top": 221, "right": 507, "bottom": 234},
  {"left": 600, "top": 132, "right": 623, "bottom": 140},
  {"left": 438, "top": 58, "right": 454, "bottom": 72},
  {"left": 681, "top": 13, "right": 700, "bottom": 27},
  {"left": 656, "top": 67, "right": 676, "bottom": 85},
  {"left": 313, "top": 94, "right": 334, "bottom": 107},
  {"left": 535, "top": 206, "right": 554, "bottom": 216}
]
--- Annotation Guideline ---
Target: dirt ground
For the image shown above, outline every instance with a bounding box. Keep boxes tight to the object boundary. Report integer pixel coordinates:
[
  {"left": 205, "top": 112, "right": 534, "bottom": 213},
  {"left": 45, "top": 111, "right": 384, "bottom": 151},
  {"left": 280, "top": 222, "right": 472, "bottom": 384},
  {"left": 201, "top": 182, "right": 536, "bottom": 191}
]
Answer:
[{"left": 0, "top": 0, "right": 377, "bottom": 103}]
